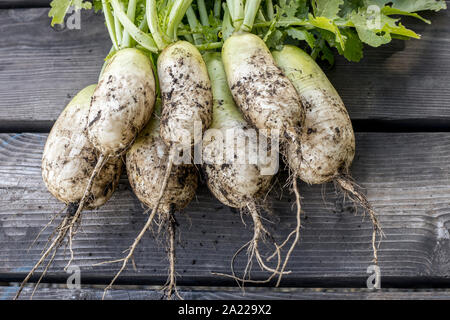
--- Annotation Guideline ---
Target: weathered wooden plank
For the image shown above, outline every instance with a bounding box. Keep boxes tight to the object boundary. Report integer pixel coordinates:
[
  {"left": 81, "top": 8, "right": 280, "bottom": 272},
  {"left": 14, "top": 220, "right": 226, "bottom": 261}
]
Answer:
[
  {"left": 328, "top": 7, "right": 450, "bottom": 122},
  {"left": 2, "top": 286, "right": 450, "bottom": 300},
  {"left": 0, "top": 8, "right": 450, "bottom": 129},
  {"left": 0, "top": 8, "right": 110, "bottom": 130},
  {"left": 0, "top": 133, "right": 449, "bottom": 286}
]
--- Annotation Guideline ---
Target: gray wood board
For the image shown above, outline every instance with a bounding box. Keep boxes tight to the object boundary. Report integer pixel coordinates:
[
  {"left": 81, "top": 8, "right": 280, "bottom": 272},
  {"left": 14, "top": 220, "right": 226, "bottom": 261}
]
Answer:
[
  {"left": 2, "top": 286, "right": 450, "bottom": 300},
  {"left": 0, "top": 133, "right": 449, "bottom": 286},
  {"left": 0, "top": 8, "right": 450, "bottom": 130}
]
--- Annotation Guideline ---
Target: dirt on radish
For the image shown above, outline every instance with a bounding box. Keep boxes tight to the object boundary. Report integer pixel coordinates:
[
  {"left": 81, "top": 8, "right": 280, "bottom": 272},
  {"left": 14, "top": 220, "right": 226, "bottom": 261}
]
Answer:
[{"left": 15, "top": 85, "right": 124, "bottom": 299}]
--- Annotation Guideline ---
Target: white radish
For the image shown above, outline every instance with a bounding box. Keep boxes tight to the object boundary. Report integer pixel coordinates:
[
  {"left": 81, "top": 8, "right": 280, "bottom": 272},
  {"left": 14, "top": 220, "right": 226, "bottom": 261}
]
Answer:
[
  {"left": 222, "top": 32, "right": 304, "bottom": 140},
  {"left": 102, "top": 101, "right": 198, "bottom": 300},
  {"left": 88, "top": 48, "right": 156, "bottom": 156},
  {"left": 203, "top": 52, "right": 287, "bottom": 283},
  {"left": 70, "top": 48, "right": 155, "bottom": 241},
  {"left": 15, "top": 85, "right": 123, "bottom": 299},
  {"left": 142, "top": 40, "right": 212, "bottom": 225},
  {"left": 141, "top": 2, "right": 213, "bottom": 231},
  {"left": 158, "top": 40, "right": 212, "bottom": 150},
  {"left": 43, "top": 85, "right": 123, "bottom": 208},
  {"left": 127, "top": 119, "right": 198, "bottom": 214},
  {"left": 273, "top": 46, "right": 355, "bottom": 185},
  {"left": 203, "top": 52, "right": 272, "bottom": 210},
  {"left": 221, "top": 1, "right": 304, "bottom": 286},
  {"left": 273, "top": 45, "right": 382, "bottom": 265}
]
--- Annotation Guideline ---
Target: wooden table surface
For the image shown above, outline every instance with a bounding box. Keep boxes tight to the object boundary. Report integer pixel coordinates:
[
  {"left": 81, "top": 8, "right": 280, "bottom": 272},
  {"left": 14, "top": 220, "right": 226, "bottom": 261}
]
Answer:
[{"left": 0, "top": 1, "right": 449, "bottom": 300}]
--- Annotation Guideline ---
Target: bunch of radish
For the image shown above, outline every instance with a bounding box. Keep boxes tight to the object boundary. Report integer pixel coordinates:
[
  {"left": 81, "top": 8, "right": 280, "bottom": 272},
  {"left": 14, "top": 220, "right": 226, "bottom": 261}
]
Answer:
[{"left": 16, "top": 0, "right": 446, "bottom": 299}]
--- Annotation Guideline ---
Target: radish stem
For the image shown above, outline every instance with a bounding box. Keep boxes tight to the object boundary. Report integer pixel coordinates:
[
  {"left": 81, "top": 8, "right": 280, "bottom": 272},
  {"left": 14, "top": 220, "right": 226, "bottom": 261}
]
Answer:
[
  {"left": 221, "top": 3, "right": 234, "bottom": 40},
  {"left": 115, "top": 1, "right": 125, "bottom": 47},
  {"left": 146, "top": 0, "right": 167, "bottom": 50},
  {"left": 196, "top": 42, "right": 223, "bottom": 50},
  {"left": 102, "top": 0, "right": 119, "bottom": 50},
  {"left": 197, "top": 0, "right": 209, "bottom": 26},
  {"left": 111, "top": 0, "right": 158, "bottom": 52},
  {"left": 266, "top": 0, "right": 274, "bottom": 21},
  {"left": 121, "top": 0, "right": 137, "bottom": 48},
  {"left": 242, "top": 0, "right": 262, "bottom": 32},
  {"left": 166, "top": 0, "right": 194, "bottom": 41},
  {"left": 186, "top": 6, "right": 204, "bottom": 45},
  {"left": 214, "top": 0, "right": 221, "bottom": 18},
  {"left": 230, "top": 0, "right": 244, "bottom": 30}
]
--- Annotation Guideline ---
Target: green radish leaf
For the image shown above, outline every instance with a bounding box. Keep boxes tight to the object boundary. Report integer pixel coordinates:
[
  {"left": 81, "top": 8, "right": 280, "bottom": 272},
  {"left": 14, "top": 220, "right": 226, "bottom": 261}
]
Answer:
[
  {"left": 267, "top": 0, "right": 445, "bottom": 64},
  {"left": 278, "top": 0, "right": 303, "bottom": 18},
  {"left": 392, "top": 0, "right": 447, "bottom": 12},
  {"left": 338, "top": 28, "right": 364, "bottom": 61},
  {"left": 309, "top": 14, "right": 346, "bottom": 49},
  {"left": 319, "top": 41, "right": 335, "bottom": 65},
  {"left": 92, "top": 0, "right": 103, "bottom": 12},
  {"left": 155, "top": 0, "right": 447, "bottom": 66},
  {"left": 286, "top": 28, "right": 316, "bottom": 49},
  {"left": 338, "top": 0, "right": 364, "bottom": 18},
  {"left": 48, "top": 0, "right": 92, "bottom": 26},
  {"left": 266, "top": 29, "right": 285, "bottom": 50},
  {"left": 348, "top": 7, "right": 420, "bottom": 47},
  {"left": 381, "top": 6, "right": 431, "bottom": 24},
  {"left": 313, "top": 0, "right": 344, "bottom": 19}
]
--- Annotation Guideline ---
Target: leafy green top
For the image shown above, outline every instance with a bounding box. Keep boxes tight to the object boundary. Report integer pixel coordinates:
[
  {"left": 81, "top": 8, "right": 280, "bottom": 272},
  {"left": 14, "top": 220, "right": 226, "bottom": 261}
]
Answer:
[
  {"left": 48, "top": 0, "right": 447, "bottom": 64},
  {"left": 251, "top": 0, "right": 447, "bottom": 64}
]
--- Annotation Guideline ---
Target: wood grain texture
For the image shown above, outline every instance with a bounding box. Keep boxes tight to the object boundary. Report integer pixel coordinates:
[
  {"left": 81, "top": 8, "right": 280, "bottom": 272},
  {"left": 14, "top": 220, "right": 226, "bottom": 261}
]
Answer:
[
  {"left": 0, "top": 133, "right": 449, "bottom": 286},
  {"left": 0, "top": 8, "right": 110, "bottom": 128},
  {"left": 2, "top": 286, "right": 450, "bottom": 300},
  {"left": 328, "top": 7, "right": 450, "bottom": 122},
  {"left": 0, "top": 8, "right": 450, "bottom": 129}
]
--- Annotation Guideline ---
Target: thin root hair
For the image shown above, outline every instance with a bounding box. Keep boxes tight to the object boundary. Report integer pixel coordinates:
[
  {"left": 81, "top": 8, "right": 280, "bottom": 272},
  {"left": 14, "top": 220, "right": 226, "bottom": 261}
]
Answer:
[
  {"left": 162, "top": 213, "right": 182, "bottom": 300},
  {"left": 100, "top": 150, "right": 175, "bottom": 300},
  {"left": 335, "top": 174, "right": 385, "bottom": 265},
  {"left": 14, "top": 207, "right": 77, "bottom": 300},
  {"left": 275, "top": 176, "right": 302, "bottom": 287},
  {"left": 212, "top": 202, "right": 290, "bottom": 287},
  {"left": 29, "top": 204, "right": 67, "bottom": 254}
]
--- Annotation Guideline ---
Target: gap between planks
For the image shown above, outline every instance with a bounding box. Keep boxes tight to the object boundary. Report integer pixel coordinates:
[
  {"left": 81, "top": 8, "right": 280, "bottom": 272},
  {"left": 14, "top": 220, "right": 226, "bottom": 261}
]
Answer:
[{"left": 2, "top": 285, "right": 450, "bottom": 300}]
